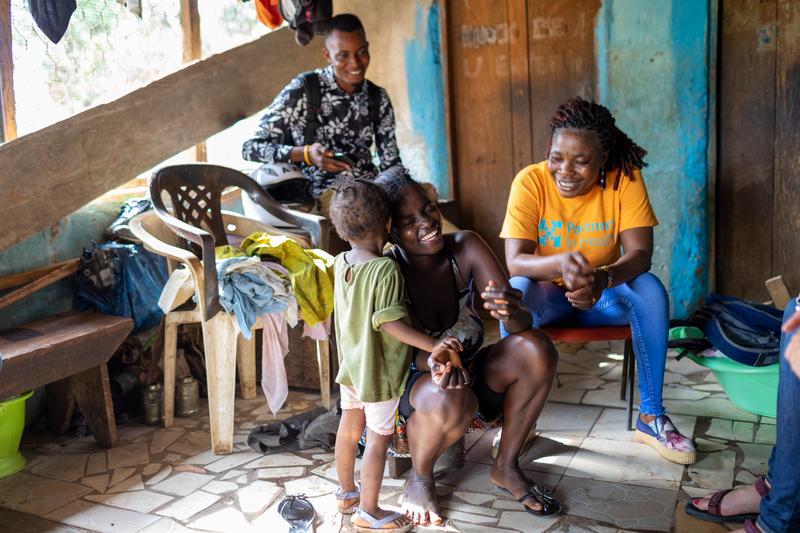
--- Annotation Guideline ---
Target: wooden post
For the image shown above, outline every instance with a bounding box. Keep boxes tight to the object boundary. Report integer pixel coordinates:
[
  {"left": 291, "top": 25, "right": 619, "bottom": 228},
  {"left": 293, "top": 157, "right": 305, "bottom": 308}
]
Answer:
[
  {"left": 0, "top": 0, "right": 17, "bottom": 142},
  {"left": 180, "top": 0, "right": 206, "bottom": 162}
]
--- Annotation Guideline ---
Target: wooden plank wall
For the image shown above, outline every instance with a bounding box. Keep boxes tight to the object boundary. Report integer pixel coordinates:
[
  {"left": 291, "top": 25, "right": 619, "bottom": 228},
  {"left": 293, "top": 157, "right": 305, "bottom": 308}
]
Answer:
[
  {"left": 0, "top": 29, "right": 322, "bottom": 252},
  {"left": 717, "top": 0, "right": 800, "bottom": 300},
  {"left": 447, "top": 0, "right": 598, "bottom": 259}
]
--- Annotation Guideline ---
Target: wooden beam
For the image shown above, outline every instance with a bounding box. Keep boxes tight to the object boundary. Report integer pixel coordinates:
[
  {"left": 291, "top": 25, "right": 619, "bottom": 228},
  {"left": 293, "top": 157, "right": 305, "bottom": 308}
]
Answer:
[
  {"left": 0, "top": 258, "right": 79, "bottom": 291},
  {"left": 180, "top": 0, "right": 206, "bottom": 162},
  {"left": 0, "top": 261, "right": 79, "bottom": 311},
  {"left": 0, "top": 29, "right": 322, "bottom": 252},
  {"left": 765, "top": 275, "right": 792, "bottom": 310},
  {"left": 0, "top": 0, "right": 17, "bottom": 142},
  {"left": 437, "top": 0, "right": 455, "bottom": 200}
]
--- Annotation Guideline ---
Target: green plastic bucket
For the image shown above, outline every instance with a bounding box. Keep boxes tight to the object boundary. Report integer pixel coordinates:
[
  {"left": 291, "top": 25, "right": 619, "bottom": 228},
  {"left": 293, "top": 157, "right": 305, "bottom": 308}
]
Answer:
[
  {"left": 687, "top": 354, "right": 778, "bottom": 418},
  {"left": 0, "top": 390, "right": 34, "bottom": 479}
]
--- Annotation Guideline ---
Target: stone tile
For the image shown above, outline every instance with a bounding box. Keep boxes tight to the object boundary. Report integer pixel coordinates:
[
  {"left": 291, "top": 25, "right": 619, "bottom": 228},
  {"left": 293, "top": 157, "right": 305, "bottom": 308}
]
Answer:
[
  {"left": 235, "top": 480, "right": 282, "bottom": 514},
  {"left": 682, "top": 485, "right": 714, "bottom": 498},
  {"left": 440, "top": 500, "right": 498, "bottom": 517},
  {"left": 733, "top": 422, "right": 754, "bottom": 443},
  {"left": 85, "top": 490, "right": 174, "bottom": 513},
  {"left": 203, "top": 480, "right": 239, "bottom": 494},
  {"left": 0, "top": 506, "right": 92, "bottom": 533},
  {"left": 661, "top": 387, "right": 710, "bottom": 401},
  {"left": 30, "top": 453, "right": 88, "bottom": 482},
  {"left": 162, "top": 453, "right": 184, "bottom": 464},
  {"left": 106, "top": 443, "right": 150, "bottom": 470},
  {"left": 535, "top": 403, "right": 603, "bottom": 438},
  {"left": 738, "top": 443, "right": 772, "bottom": 476},
  {"left": 150, "top": 429, "right": 184, "bottom": 455},
  {"left": 452, "top": 491, "right": 494, "bottom": 505},
  {"left": 183, "top": 449, "right": 220, "bottom": 466},
  {"left": 666, "top": 355, "right": 708, "bottom": 376},
  {"left": 221, "top": 469, "right": 245, "bottom": 480},
  {"left": 556, "top": 361, "right": 595, "bottom": 374},
  {"left": 564, "top": 378, "right": 608, "bottom": 390},
  {"left": 442, "top": 509, "right": 496, "bottom": 524},
  {"left": 548, "top": 386, "right": 587, "bottom": 404},
  {"left": 109, "top": 467, "right": 135, "bottom": 487},
  {"left": 674, "top": 497, "right": 731, "bottom": 533},
  {"left": 139, "top": 517, "right": 197, "bottom": 533},
  {"left": 150, "top": 472, "right": 215, "bottom": 497},
  {"left": 736, "top": 470, "right": 757, "bottom": 485},
  {"left": 452, "top": 522, "right": 517, "bottom": 533},
  {"left": 189, "top": 507, "right": 256, "bottom": 533},
  {"left": 205, "top": 452, "right": 263, "bottom": 473},
  {"left": 145, "top": 466, "right": 173, "bottom": 486},
  {"left": 755, "top": 424, "right": 777, "bottom": 444},
  {"left": 0, "top": 473, "right": 92, "bottom": 516},
  {"left": 497, "top": 510, "right": 560, "bottom": 532},
  {"left": 664, "top": 398, "right": 759, "bottom": 422},
  {"left": 695, "top": 438, "right": 729, "bottom": 453},
  {"left": 705, "top": 419, "right": 736, "bottom": 440},
  {"left": 81, "top": 473, "right": 109, "bottom": 493},
  {"left": 107, "top": 474, "right": 144, "bottom": 493},
  {"left": 312, "top": 453, "right": 336, "bottom": 461},
  {"left": 242, "top": 453, "right": 314, "bottom": 469},
  {"left": 438, "top": 461, "right": 560, "bottom": 495},
  {"left": 256, "top": 466, "right": 306, "bottom": 479},
  {"left": 582, "top": 387, "right": 639, "bottom": 411},
  {"left": 156, "top": 491, "right": 220, "bottom": 521},
  {"left": 284, "top": 475, "right": 338, "bottom": 497},
  {"left": 167, "top": 430, "right": 212, "bottom": 456},
  {"left": 565, "top": 438, "right": 684, "bottom": 489},
  {"left": 519, "top": 434, "right": 582, "bottom": 475},
  {"left": 118, "top": 425, "right": 157, "bottom": 441},
  {"left": 45, "top": 500, "right": 160, "bottom": 533},
  {"left": 588, "top": 408, "right": 695, "bottom": 443},
  {"left": 556, "top": 476, "right": 677, "bottom": 532},
  {"left": 143, "top": 463, "right": 163, "bottom": 476},
  {"left": 760, "top": 417, "right": 776, "bottom": 425},
  {"left": 687, "top": 450, "right": 736, "bottom": 490},
  {"left": 695, "top": 383, "right": 725, "bottom": 392}
]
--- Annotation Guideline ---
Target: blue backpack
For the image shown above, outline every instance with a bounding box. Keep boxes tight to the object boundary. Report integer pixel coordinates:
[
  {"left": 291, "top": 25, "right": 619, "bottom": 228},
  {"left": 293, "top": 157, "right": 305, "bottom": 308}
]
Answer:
[{"left": 692, "top": 294, "right": 784, "bottom": 367}]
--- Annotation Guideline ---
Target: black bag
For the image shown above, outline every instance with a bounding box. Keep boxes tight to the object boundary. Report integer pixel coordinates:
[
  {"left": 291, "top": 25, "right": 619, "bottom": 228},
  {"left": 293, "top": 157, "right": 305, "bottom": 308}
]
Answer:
[{"left": 278, "top": 0, "right": 332, "bottom": 46}]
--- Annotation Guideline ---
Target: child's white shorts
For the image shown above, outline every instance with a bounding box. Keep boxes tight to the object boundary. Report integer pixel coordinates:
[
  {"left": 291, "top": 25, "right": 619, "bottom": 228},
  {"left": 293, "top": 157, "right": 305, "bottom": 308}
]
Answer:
[{"left": 339, "top": 385, "right": 398, "bottom": 436}]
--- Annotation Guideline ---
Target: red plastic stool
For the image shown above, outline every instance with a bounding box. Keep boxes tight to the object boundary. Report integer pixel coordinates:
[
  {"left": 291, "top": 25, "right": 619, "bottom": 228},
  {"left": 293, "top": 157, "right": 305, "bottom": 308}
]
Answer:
[{"left": 540, "top": 326, "right": 636, "bottom": 430}]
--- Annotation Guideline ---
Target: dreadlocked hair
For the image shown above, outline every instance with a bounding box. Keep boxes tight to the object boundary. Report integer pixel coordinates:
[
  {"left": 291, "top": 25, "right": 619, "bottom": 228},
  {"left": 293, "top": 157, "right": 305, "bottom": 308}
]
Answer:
[
  {"left": 548, "top": 96, "right": 648, "bottom": 190},
  {"left": 329, "top": 177, "right": 390, "bottom": 241}
]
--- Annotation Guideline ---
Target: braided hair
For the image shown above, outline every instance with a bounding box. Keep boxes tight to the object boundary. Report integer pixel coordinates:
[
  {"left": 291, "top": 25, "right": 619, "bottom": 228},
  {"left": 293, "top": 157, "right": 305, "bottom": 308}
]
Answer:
[
  {"left": 548, "top": 97, "right": 648, "bottom": 190},
  {"left": 329, "top": 177, "right": 390, "bottom": 241}
]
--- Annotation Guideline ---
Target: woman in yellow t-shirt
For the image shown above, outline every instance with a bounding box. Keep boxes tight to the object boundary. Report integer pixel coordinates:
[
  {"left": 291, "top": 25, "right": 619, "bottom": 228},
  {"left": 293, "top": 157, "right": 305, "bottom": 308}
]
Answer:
[{"left": 500, "top": 97, "right": 696, "bottom": 466}]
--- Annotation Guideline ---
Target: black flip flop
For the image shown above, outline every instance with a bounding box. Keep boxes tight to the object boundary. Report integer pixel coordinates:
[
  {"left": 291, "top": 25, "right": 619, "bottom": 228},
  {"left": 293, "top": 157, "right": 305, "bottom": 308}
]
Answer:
[
  {"left": 278, "top": 494, "right": 316, "bottom": 532},
  {"left": 684, "top": 476, "right": 769, "bottom": 524},
  {"left": 516, "top": 482, "right": 562, "bottom": 517}
]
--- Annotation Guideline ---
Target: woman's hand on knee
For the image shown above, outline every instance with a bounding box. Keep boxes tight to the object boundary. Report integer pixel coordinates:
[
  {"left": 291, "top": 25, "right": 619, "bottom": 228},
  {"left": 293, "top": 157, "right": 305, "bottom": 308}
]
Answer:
[
  {"left": 560, "top": 252, "right": 594, "bottom": 290},
  {"left": 428, "top": 348, "right": 469, "bottom": 390}
]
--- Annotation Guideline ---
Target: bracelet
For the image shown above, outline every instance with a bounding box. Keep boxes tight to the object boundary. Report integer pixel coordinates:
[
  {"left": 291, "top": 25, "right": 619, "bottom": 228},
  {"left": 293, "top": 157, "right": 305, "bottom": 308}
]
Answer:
[
  {"left": 599, "top": 265, "right": 614, "bottom": 288},
  {"left": 303, "top": 145, "right": 312, "bottom": 166}
]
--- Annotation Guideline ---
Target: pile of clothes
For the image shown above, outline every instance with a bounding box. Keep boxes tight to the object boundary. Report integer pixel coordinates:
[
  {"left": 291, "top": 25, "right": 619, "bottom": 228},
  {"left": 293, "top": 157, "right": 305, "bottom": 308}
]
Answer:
[{"left": 158, "top": 233, "right": 334, "bottom": 415}]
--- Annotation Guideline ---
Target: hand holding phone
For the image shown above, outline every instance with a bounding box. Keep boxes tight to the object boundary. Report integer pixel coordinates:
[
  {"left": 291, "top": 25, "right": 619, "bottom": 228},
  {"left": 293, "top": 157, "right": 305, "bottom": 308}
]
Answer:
[{"left": 332, "top": 152, "right": 355, "bottom": 167}]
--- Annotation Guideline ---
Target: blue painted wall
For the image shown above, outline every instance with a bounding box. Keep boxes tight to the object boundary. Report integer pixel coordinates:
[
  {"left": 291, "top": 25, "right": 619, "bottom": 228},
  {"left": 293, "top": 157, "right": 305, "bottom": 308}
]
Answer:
[
  {"left": 595, "top": 0, "right": 710, "bottom": 317},
  {"left": 0, "top": 199, "right": 125, "bottom": 331},
  {"left": 404, "top": 1, "right": 450, "bottom": 198}
]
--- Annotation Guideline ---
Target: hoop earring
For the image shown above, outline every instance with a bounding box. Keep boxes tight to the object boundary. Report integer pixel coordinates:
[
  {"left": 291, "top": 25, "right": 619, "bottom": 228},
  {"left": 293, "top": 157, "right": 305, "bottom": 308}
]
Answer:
[{"left": 599, "top": 168, "right": 606, "bottom": 189}]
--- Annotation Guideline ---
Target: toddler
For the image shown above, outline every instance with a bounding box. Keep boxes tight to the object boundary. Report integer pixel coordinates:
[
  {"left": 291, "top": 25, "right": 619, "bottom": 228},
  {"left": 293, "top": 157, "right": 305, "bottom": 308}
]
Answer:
[{"left": 329, "top": 178, "right": 461, "bottom": 532}]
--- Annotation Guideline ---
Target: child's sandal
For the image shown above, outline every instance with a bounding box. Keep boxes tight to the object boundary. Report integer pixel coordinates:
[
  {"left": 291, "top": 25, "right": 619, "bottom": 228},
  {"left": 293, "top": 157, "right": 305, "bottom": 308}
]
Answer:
[{"left": 335, "top": 487, "right": 360, "bottom": 514}]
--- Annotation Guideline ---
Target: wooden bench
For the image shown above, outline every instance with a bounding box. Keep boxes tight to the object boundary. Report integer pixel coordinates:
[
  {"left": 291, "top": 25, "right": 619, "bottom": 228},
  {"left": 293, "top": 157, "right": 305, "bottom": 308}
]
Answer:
[{"left": 0, "top": 311, "right": 133, "bottom": 448}]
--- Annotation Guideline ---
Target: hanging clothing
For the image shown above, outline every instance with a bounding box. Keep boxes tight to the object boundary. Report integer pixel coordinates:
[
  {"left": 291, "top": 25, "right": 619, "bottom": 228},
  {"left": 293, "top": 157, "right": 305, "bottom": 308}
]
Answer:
[
  {"left": 241, "top": 233, "right": 334, "bottom": 327},
  {"left": 28, "top": 0, "right": 77, "bottom": 43},
  {"left": 255, "top": 0, "right": 283, "bottom": 29}
]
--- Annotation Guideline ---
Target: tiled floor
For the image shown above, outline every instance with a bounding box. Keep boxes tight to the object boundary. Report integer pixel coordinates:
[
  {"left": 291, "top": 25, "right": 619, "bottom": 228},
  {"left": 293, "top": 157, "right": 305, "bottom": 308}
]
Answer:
[{"left": 0, "top": 337, "right": 774, "bottom": 532}]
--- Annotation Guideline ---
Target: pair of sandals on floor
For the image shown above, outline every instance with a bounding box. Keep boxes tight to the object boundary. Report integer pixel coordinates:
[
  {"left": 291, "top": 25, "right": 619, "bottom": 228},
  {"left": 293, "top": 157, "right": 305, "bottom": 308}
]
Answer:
[{"left": 685, "top": 475, "right": 770, "bottom": 532}]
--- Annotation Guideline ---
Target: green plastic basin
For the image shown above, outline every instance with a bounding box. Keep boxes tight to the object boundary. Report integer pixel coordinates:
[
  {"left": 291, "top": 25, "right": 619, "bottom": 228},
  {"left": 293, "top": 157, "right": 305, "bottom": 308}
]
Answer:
[
  {"left": 687, "top": 354, "right": 778, "bottom": 418},
  {"left": 0, "top": 390, "right": 33, "bottom": 479}
]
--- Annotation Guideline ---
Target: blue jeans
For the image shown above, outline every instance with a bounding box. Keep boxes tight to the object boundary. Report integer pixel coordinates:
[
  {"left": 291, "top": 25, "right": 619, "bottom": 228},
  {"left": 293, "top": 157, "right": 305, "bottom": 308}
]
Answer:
[
  {"left": 758, "top": 301, "right": 800, "bottom": 532},
  {"left": 502, "top": 272, "right": 668, "bottom": 416}
]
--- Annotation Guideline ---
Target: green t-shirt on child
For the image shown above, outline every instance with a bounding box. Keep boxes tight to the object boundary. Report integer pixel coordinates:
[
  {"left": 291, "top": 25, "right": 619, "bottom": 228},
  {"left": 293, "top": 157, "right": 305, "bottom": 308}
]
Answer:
[{"left": 333, "top": 255, "right": 412, "bottom": 403}]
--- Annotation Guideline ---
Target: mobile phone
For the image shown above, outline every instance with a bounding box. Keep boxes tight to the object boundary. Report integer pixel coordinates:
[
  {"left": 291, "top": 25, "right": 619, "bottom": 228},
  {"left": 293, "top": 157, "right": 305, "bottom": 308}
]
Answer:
[{"left": 332, "top": 152, "right": 355, "bottom": 167}]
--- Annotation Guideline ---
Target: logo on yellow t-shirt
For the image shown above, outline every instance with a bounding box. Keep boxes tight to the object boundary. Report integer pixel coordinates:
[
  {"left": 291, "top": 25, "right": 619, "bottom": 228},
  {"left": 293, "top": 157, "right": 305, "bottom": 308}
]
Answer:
[{"left": 538, "top": 219, "right": 615, "bottom": 250}]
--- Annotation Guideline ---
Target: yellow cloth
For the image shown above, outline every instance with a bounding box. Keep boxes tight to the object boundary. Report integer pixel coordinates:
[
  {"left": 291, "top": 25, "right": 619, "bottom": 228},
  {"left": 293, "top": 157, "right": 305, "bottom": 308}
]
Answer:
[
  {"left": 500, "top": 161, "right": 658, "bottom": 270},
  {"left": 241, "top": 233, "right": 334, "bottom": 327},
  {"left": 215, "top": 245, "right": 247, "bottom": 259}
]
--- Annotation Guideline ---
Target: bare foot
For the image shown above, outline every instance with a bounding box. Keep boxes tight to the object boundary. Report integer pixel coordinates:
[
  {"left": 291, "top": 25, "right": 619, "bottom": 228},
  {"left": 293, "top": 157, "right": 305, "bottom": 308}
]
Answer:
[
  {"left": 401, "top": 473, "right": 444, "bottom": 526},
  {"left": 490, "top": 462, "right": 558, "bottom": 514},
  {"left": 691, "top": 483, "right": 766, "bottom": 517}
]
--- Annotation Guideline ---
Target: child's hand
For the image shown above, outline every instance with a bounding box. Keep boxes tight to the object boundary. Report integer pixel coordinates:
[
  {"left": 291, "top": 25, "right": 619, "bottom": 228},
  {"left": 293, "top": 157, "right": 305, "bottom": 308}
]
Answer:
[{"left": 428, "top": 337, "right": 468, "bottom": 389}]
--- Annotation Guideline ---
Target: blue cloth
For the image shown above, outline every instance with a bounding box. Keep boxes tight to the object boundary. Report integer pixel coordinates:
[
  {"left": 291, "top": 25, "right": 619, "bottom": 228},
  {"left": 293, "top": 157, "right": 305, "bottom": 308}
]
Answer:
[
  {"left": 502, "top": 272, "right": 669, "bottom": 416},
  {"left": 216, "top": 258, "right": 288, "bottom": 339},
  {"left": 758, "top": 301, "right": 800, "bottom": 533}
]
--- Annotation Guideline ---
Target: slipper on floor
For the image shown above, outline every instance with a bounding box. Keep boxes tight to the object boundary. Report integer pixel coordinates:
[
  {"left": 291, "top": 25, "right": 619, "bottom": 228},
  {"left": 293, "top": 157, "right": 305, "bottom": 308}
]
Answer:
[
  {"left": 500, "top": 481, "right": 561, "bottom": 517},
  {"left": 353, "top": 508, "right": 413, "bottom": 533},
  {"left": 278, "top": 494, "right": 316, "bottom": 532},
  {"left": 335, "top": 486, "right": 360, "bottom": 514},
  {"left": 684, "top": 476, "right": 769, "bottom": 524}
]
